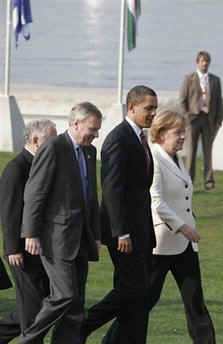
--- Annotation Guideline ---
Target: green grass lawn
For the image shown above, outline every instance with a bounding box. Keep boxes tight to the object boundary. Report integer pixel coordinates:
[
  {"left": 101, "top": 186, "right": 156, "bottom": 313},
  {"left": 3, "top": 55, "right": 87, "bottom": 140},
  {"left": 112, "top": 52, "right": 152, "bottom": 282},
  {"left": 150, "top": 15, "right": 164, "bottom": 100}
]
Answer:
[{"left": 0, "top": 153, "right": 222, "bottom": 343}]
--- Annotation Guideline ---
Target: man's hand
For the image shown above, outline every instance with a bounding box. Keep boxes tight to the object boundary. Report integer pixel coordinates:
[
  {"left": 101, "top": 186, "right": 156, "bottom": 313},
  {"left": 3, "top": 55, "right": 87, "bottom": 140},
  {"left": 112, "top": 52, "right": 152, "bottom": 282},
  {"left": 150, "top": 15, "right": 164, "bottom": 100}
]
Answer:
[
  {"left": 117, "top": 237, "right": 133, "bottom": 254},
  {"left": 178, "top": 224, "right": 200, "bottom": 243},
  {"left": 8, "top": 253, "right": 24, "bottom": 267},
  {"left": 25, "top": 237, "right": 41, "bottom": 255}
]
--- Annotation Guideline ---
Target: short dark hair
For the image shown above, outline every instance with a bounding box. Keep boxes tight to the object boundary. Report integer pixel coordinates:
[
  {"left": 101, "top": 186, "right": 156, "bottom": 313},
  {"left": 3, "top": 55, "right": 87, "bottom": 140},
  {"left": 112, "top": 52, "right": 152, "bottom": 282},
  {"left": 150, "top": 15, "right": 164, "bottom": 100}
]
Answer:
[
  {"left": 196, "top": 51, "right": 211, "bottom": 63},
  {"left": 126, "top": 85, "right": 157, "bottom": 109}
]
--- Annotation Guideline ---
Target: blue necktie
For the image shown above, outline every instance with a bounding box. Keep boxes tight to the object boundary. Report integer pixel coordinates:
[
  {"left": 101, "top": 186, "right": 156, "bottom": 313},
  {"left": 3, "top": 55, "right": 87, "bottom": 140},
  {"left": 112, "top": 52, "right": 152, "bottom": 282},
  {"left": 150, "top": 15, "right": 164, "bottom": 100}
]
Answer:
[{"left": 76, "top": 147, "right": 88, "bottom": 202}]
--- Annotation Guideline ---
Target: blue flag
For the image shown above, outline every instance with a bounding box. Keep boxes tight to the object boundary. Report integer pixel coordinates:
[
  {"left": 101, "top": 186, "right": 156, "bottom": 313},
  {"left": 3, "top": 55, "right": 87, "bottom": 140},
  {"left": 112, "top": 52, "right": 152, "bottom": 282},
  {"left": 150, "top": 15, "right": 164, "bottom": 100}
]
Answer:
[{"left": 13, "top": 0, "right": 33, "bottom": 47}]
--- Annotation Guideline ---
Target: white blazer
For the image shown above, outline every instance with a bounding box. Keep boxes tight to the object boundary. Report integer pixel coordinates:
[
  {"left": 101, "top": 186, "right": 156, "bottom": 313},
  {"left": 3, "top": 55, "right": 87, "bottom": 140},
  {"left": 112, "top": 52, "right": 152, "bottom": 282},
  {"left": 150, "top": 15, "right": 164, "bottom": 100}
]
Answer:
[{"left": 150, "top": 144, "right": 198, "bottom": 255}]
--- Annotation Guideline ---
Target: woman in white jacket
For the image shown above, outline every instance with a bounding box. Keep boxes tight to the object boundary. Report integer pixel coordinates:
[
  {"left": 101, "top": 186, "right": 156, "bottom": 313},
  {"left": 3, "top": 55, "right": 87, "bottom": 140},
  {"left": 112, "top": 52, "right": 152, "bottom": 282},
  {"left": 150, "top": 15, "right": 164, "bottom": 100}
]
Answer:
[{"left": 150, "top": 110, "right": 215, "bottom": 344}]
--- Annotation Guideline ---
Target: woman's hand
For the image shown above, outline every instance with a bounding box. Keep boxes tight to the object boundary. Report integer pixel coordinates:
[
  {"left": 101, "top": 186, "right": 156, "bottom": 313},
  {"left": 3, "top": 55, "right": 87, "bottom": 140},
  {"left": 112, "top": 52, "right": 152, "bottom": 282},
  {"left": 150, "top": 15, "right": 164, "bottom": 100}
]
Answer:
[{"left": 178, "top": 224, "right": 200, "bottom": 243}]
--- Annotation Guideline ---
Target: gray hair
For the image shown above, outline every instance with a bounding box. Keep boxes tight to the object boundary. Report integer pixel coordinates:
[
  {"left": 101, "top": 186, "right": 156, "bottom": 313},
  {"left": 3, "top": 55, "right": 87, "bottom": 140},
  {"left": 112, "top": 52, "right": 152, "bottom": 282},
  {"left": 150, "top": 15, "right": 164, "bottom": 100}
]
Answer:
[
  {"left": 68, "top": 102, "right": 102, "bottom": 126},
  {"left": 24, "top": 119, "right": 56, "bottom": 144}
]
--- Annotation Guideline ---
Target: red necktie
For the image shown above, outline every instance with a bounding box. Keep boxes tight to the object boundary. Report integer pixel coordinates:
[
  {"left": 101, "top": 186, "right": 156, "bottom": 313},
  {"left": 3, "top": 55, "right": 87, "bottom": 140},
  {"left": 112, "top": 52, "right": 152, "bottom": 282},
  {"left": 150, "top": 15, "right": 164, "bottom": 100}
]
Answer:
[{"left": 140, "top": 131, "right": 151, "bottom": 173}]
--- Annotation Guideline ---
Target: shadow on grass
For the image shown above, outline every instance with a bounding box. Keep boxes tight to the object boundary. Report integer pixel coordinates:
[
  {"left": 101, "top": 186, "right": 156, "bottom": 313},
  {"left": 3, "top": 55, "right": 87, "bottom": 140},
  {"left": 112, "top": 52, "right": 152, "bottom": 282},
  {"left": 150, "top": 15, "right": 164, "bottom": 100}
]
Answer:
[
  {"left": 199, "top": 214, "right": 223, "bottom": 221},
  {"left": 193, "top": 189, "right": 207, "bottom": 195},
  {"left": 0, "top": 298, "right": 16, "bottom": 315},
  {"left": 158, "top": 298, "right": 223, "bottom": 306}
]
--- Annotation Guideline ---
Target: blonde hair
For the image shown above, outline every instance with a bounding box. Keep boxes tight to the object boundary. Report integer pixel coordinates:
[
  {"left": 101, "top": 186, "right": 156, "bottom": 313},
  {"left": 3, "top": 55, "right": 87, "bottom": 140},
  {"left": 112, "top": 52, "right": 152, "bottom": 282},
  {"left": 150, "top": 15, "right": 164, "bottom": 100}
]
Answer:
[{"left": 151, "top": 110, "right": 186, "bottom": 143}]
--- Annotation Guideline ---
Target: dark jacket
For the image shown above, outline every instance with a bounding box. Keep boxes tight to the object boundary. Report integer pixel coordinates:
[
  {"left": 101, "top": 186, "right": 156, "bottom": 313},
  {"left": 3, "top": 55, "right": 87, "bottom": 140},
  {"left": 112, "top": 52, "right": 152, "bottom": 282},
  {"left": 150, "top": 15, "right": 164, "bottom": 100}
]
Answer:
[
  {"left": 0, "top": 149, "right": 33, "bottom": 256},
  {"left": 21, "top": 132, "right": 100, "bottom": 261},
  {"left": 100, "top": 120, "right": 156, "bottom": 252}
]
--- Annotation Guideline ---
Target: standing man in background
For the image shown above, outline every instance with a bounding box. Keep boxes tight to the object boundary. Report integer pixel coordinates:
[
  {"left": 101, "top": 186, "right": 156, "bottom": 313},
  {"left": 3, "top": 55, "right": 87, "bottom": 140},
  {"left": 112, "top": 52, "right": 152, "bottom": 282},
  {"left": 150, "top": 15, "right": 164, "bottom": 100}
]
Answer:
[
  {"left": 20, "top": 102, "right": 102, "bottom": 344},
  {"left": 179, "top": 51, "right": 223, "bottom": 190},
  {"left": 82, "top": 86, "right": 157, "bottom": 344},
  {"left": 0, "top": 120, "right": 57, "bottom": 344}
]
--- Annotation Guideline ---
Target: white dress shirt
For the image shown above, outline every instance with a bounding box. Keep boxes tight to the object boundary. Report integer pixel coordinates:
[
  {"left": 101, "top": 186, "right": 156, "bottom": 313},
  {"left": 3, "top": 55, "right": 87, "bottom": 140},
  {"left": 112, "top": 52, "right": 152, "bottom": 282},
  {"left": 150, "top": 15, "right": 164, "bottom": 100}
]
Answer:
[
  {"left": 197, "top": 69, "right": 210, "bottom": 112},
  {"left": 125, "top": 116, "right": 142, "bottom": 142},
  {"left": 24, "top": 147, "right": 34, "bottom": 156}
]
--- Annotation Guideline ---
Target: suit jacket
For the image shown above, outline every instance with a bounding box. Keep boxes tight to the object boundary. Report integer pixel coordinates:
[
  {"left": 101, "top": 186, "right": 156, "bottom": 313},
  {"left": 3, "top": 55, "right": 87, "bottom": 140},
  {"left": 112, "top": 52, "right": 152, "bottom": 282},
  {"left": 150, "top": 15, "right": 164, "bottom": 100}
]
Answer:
[
  {"left": 21, "top": 131, "right": 100, "bottom": 261},
  {"left": 0, "top": 149, "right": 33, "bottom": 256},
  {"left": 179, "top": 71, "right": 223, "bottom": 128},
  {"left": 100, "top": 119, "right": 156, "bottom": 252},
  {"left": 150, "top": 144, "right": 197, "bottom": 255}
]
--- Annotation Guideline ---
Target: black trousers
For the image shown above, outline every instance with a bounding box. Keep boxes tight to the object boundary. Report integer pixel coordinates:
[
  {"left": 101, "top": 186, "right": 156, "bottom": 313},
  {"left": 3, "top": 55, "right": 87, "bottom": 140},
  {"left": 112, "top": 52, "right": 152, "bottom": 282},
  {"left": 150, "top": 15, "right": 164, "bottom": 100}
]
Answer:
[
  {"left": 20, "top": 241, "right": 89, "bottom": 344},
  {"left": 101, "top": 244, "right": 216, "bottom": 344},
  {"left": 0, "top": 254, "right": 49, "bottom": 344},
  {"left": 0, "top": 311, "right": 20, "bottom": 344},
  {"left": 0, "top": 257, "right": 12, "bottom": 290},
  {"left": 186, "top": 113, "right": 213, "bottom": 185},
  {"left": 83, "top": 241, "right": 152, "bottom": 344}
]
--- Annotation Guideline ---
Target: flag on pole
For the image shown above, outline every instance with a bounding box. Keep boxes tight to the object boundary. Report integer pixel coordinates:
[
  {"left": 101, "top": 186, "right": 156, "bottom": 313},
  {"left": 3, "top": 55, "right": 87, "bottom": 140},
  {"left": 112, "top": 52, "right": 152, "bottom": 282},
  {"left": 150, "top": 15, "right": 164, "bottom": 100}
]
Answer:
[
  {"left": 127, "top": 0, "right": 141, "bottom": 51},
  {"left": 13, "top": 0, "right": 33, "bottom": 47}
]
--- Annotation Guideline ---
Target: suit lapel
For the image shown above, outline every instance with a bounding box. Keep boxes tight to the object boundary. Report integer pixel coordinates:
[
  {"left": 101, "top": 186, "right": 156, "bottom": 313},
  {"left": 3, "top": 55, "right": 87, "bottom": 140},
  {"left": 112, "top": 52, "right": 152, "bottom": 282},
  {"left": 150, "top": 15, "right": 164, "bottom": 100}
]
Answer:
[
  {"left": 22, "top": 148, "right": 33, "bottom": 165},
  {"left": 83, "top": 146, "right": 94, "bottom": 199},
  {"left": 194, "top": 71, "right": 214, "bottom": 101},
  {"left": 193, "top": 72, "right": 202, "bottom": 98},
  {"left": 154, "top": 144, "right": 190, "bottom": 184},
  {"left": 122, "top": 120, "right": 154, "bottom": 184},
  {"left": 122, "top": 120, "right": 147, "bottom": 165},
  {"left": 64, "top": 131, "right": 79, "bottom": 167},
  {"left": 208, "top": 73, "right": 214, "bottom": 98},
  {"left": 122, "top": 119, "right": 141, "bottom": 146},
  {"left": 63, "top": 131, "right": 85, "bottom": 198},
  {"left": 178, "top": 156, "right": 191, "bottom": 184}
]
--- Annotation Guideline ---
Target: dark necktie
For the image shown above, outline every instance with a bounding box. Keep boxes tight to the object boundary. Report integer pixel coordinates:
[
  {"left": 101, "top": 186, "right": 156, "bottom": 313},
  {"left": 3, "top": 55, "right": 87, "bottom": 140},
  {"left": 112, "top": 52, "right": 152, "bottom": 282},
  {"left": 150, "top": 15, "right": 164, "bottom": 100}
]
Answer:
[
  {"left": 173, "top": 154, "right": 180, "bottom": 169},
  {"left": 76, "top": 146, "right": 88, "bottom": 202},
  {"left": 140, "top": 131, "right": 151, "bottom": 173}
]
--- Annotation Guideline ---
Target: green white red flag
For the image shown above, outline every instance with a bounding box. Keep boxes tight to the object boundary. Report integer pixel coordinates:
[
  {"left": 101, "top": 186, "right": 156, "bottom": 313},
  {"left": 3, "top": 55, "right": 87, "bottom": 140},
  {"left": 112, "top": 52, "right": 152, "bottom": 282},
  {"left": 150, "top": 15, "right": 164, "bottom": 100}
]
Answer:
[{"left": 127, "top": 0, "right": 141, "bottom": 51}]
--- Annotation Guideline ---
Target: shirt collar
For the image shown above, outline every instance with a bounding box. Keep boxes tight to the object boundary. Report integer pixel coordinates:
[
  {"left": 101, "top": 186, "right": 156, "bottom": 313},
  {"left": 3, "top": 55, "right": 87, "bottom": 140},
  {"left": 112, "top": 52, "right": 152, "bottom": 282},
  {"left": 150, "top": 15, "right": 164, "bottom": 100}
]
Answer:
[
  {"left": 197, "top": 69, "right": 209, "bottom": 80},
  {"left": 24, "top": 147, "right": 34, "bottom": 156},
  {"left": 126, "top": 116, "right": 142, "bottom": 141},
  {"left": 68, "top": 130, "right": 79, "bottom": 150}
]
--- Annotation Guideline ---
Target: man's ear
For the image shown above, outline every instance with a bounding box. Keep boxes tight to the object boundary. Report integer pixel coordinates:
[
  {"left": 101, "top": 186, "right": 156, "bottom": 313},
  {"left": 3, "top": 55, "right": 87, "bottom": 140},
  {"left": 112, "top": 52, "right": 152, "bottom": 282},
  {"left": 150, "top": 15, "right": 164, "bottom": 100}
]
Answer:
[
  {"left": 128, "top": 101, "right": 136, "bottom": 113},
  {"left": 32, "top": 136, "right": 38, "bottom": 145},
  {"left": 31, "top": 135, "right": 40, "bottom": 151},
  {"left": 70, "top": 119, "right": 79, "bottom": 130}
]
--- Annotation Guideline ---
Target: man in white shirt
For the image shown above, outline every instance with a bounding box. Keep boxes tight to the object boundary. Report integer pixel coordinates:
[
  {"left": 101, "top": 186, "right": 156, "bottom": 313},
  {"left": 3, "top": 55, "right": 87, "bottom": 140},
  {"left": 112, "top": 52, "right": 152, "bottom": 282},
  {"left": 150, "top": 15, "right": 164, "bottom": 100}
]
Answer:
[{"left": 179, "top": 51, "right": 223, "bottom": 190}]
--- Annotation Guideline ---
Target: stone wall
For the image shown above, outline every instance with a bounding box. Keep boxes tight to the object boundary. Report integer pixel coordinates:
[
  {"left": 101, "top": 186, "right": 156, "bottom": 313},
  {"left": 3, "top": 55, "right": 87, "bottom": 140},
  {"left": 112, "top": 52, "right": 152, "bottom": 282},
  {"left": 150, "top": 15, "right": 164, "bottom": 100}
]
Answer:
[{"left": 0, "top": 84, "right": 222, "bottom": 169}]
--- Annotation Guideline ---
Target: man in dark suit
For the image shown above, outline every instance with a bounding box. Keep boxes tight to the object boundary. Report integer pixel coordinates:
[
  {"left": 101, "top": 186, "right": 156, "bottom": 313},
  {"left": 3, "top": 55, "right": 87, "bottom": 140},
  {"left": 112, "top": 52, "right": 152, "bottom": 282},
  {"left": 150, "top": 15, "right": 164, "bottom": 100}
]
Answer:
[
  {"left": 82, "top": 86, "right": 157, "bottom": 344},
  {"left": 179, "top": 51, "right": 223, "bottom": 190},
  {"left": 20, "top": 102, "right": 102, "bottom": 344},
  {"left": 0, "top": 120, "right": 57, "bottom": 344},
  {"left": 0, "top": 257, "right": 12, "bottom": 290}
]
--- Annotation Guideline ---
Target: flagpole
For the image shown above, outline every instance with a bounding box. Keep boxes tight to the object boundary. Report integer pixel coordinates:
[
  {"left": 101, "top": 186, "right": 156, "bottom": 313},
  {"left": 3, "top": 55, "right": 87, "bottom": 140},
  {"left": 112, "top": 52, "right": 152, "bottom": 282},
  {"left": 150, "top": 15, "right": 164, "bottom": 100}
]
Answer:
[
  {"left": 117, "top": 0, "right": 126, "bottom": 105},
  {"left": 5, "top": 0, "right": 12, "bottom": 96}
]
